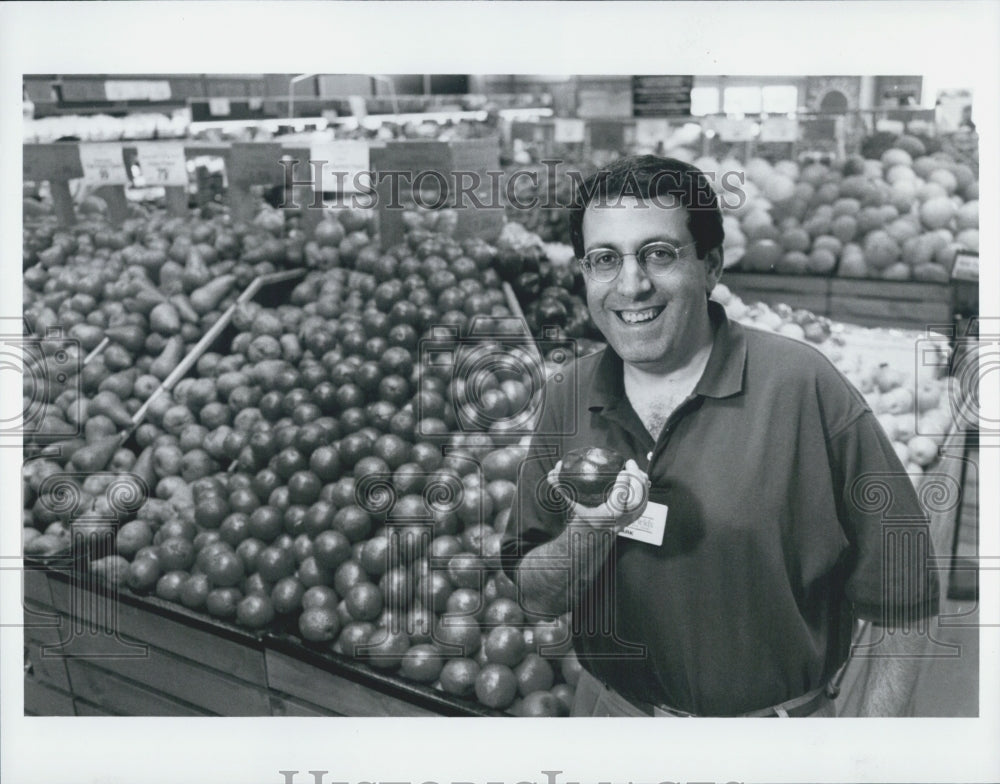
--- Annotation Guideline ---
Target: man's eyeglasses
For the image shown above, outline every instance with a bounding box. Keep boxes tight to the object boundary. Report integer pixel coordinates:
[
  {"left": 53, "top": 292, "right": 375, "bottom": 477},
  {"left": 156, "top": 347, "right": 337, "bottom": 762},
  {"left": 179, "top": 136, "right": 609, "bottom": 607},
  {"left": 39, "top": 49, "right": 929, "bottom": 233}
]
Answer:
[{"left": 578, "top": 240, "right": 698, "bottom": 282}]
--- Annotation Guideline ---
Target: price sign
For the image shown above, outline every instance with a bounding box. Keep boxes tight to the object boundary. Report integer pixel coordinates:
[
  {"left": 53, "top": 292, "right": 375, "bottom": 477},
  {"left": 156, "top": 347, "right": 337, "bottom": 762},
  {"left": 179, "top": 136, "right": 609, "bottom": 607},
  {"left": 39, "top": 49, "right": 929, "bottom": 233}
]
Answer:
[
  {"left": 760, "top": 116, "right": 799, "bottom": 143},
  {"left": 310, "top": 140, "right": 370, "bottom": 193},
  {"left": 553, "top": 118, "right": 585, "bottom": 144},
  {"left": 635, "top": 118, "right": 670, "bottom": 146},
  {"left": 208, "top": 98, "right": 232, "bottom": 117},
  {"left": 78, "top": 143, "right": 129, "bottom": 185},
  {"left": 136, "top": 142, "right": 189, "bottom": 186},
  {"left": 714, "top": 118, "right": 756, "bottom": 143},
  {"left": 951, "top": 250, "right": 979, "bottom": 283}
]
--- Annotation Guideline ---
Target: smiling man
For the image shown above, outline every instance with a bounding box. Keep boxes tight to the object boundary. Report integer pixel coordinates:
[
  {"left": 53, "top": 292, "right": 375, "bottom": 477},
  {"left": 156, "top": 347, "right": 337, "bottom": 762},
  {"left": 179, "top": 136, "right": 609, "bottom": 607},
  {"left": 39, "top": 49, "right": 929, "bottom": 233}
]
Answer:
[{"left": 501, "top": 155, "right": 939, "bottom": 718}]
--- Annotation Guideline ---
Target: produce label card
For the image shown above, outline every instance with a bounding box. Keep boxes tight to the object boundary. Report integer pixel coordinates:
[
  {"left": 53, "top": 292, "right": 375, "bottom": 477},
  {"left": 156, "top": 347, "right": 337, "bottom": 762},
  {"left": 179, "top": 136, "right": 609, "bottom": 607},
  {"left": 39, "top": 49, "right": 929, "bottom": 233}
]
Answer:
[
  {"left": 760, "top": 116, "right": 799, "bottom": 143},
  {"left": 77, "top": 143, "right": 129, "bottom": 185},
  {"left": 553, "top": 118, "right": 585, "bottom": 143},
  {"left": 635, "top": 118, "right": 670, "bottom": 146},
  {"left": 309, "top": 140, "right": 370, "bottom": 193},
  {"left": 618, "top": 501, "right": 668, "bottom": 546},
  {"left": 135, "top": 142, "right": 189, "bottom": 186},
  {"left": 229, "top": 143, "right": 286, "bottom": 186}
]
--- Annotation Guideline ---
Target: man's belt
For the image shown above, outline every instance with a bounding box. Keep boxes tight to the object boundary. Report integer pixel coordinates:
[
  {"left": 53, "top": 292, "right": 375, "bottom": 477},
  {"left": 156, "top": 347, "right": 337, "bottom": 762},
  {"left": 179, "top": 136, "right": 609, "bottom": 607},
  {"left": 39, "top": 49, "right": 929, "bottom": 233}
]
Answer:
[{"left": 624, "top": 683, "right": 833, "bottom": 718}]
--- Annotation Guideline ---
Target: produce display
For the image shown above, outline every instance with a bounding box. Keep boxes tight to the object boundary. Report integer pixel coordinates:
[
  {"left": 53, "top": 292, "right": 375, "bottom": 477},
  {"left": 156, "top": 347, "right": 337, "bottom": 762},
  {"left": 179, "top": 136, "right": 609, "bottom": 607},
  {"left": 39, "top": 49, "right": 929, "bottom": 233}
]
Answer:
[
  {"left": 21, "top": 128, "right": 961, "bottom": 718},
  {"left": 716, "top": 133, "right": 978, "bottom": 280}
]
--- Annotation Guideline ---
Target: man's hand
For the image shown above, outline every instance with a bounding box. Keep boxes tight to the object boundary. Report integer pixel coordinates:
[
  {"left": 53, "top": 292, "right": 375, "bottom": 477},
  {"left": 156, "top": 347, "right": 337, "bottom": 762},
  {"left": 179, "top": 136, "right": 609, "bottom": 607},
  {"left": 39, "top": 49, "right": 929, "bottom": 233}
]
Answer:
[{"left": 548, "top": 458, "right": 651, "bottom": 531}]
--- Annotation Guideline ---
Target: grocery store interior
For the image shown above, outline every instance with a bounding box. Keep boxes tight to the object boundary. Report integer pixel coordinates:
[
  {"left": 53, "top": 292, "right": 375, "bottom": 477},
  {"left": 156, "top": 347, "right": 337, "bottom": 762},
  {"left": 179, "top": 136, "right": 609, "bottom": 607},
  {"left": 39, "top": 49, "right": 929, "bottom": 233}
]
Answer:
[{"left": 21, "top": 72, "right": 981, "bottom": 718}]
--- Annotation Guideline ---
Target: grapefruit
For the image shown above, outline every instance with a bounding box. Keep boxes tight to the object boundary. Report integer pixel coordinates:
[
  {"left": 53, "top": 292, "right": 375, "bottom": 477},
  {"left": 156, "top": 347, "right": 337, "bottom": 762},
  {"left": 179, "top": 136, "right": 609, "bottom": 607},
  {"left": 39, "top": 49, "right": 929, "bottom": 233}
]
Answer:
[{"left": 920, "top": 197, "right": 957, "bottom": 230}]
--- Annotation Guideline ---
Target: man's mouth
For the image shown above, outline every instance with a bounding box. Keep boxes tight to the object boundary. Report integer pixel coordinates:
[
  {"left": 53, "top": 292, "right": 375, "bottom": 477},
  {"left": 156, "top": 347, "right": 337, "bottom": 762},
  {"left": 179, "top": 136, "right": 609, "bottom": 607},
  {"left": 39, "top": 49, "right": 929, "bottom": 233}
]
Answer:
[{"left": 615, "top": 306, "right": 665, "bottom": 325}]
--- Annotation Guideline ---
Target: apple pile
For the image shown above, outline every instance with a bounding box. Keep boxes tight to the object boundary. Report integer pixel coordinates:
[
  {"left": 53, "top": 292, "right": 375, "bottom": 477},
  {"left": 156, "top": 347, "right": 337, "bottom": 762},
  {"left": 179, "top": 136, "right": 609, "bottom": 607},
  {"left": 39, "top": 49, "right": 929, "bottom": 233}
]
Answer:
[{"left": 716, "top": 133, "right": 978, "bottom": 280}]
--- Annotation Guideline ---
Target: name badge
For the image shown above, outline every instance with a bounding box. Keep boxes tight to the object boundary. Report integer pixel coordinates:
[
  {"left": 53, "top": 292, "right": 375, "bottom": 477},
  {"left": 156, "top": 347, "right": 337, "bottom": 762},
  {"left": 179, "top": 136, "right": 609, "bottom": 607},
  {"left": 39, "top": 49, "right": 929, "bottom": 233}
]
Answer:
[{"left": 618, "top": 501, "right": 668, "bottom": 546}]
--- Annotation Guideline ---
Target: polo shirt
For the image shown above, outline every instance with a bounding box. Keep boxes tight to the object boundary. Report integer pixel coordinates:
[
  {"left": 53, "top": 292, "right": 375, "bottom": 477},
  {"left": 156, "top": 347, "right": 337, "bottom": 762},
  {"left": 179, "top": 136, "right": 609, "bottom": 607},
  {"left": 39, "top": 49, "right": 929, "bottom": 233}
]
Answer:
[{"left": 501, "top": 300, "right": 939, "bottom": 717}]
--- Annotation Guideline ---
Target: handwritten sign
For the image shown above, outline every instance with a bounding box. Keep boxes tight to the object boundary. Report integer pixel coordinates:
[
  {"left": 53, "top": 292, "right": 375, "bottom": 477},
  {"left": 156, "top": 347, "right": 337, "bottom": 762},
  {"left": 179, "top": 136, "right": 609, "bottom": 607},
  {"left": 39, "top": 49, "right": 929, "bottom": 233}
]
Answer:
[
  {"left": 135, "top": 142, "right": 189, "bottom": 186},
  {"left": 635, "top": 118, "right": 670, "bottom": 146},
  {"left": 78, "top": 143, "right": 129, "bottom": 185},
  {"left": 553, "top": 118, "right": 586, "bottom": 144},
  {"left": 759, "top": 116, "right": 799, "bottom": 143},
  {"left": 310, "top": 140, "right": 370, "bottom": 193}
]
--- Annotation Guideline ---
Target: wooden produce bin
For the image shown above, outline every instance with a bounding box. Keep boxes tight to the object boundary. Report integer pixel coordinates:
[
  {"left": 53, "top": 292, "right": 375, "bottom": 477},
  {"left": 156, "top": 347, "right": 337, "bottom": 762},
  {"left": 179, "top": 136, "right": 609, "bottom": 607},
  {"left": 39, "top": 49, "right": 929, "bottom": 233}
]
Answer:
[
  {"left": 723, "top": 271, "right": 954, "bottom": 331},
  {"left": 25, "top": 568, "right": 270, "bottom": 716}
]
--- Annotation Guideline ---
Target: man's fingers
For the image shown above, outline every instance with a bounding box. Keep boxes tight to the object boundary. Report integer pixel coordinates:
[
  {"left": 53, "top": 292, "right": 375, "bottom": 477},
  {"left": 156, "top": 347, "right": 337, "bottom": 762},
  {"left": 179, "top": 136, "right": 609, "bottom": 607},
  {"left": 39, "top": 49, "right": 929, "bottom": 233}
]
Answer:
[{"left": 606, "top": 462, "right": 649, "bottom": 516}]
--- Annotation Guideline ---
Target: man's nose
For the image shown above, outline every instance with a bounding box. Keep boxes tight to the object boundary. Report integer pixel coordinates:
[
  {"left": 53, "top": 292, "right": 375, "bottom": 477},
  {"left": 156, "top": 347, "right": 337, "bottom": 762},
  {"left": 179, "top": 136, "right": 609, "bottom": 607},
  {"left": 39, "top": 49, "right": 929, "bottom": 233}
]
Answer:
[{"left": 616, "top": 254, "right": 653, "bottom": 297}]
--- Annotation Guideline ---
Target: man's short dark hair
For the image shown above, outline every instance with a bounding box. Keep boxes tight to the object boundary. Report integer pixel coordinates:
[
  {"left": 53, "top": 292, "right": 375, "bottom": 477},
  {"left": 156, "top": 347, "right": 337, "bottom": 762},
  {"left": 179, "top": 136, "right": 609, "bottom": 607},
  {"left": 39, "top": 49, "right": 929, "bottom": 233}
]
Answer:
[{"left": 568, "top": 155, "right": 725, "bottom": 261}]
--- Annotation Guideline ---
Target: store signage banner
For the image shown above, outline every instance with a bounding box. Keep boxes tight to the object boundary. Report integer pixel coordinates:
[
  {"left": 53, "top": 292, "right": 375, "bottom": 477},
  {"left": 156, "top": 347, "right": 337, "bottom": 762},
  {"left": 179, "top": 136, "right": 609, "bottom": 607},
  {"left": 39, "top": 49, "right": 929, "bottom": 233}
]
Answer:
[
  {"left": 104, "top": 80, "right": 172, "bottom": 102},
  {"left": 553, "top": 118, "right": 586, "bottom": 143},
  {"left": 310, "top": 140, "right": 370, "bottom": 193},
  {"left": 760, "top": 116, "right": 799, "bottom": 143},
  {"left": 78, "top": 143, "right": 129, "bottom": 185},
  {"left": 135, "top": 142, "right": 189, "bottom": 187}
]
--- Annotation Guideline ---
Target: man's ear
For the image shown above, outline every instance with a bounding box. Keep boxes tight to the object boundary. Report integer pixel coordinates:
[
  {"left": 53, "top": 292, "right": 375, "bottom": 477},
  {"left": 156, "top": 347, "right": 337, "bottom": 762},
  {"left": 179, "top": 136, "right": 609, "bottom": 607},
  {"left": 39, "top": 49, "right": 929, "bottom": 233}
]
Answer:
[{"left": 704, "top": 246, "right": 724, "bottom": 291}]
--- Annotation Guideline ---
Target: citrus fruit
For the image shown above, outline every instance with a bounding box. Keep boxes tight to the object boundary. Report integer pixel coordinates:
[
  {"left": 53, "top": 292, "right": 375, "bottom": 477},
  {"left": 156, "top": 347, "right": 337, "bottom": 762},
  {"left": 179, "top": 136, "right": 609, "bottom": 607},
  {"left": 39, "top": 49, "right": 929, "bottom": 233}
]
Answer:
[
  {"left": 520, "top": 690, "right": 563, "bottom": 717},
  {"left": 400, "top": 643, "right": 445, "bottom": 684},
  {"left": 515, "top": 653, "right": 555, "bottom": 696},
  {"left": 205, "top": 587, "right": 242, "bottom": 619},
  {"left": 301, "top": 585, "right": 339, "bottom": 612},
  {"left": 557, "top": 446, "right": 627, "bottom": 507},
  {"left": 116, "top": 520, "right": 153, "bottom": 560},
  {"left": 475, "top": 663, "right": 518, "bottom": 709},
  {"left": 236, "top": 594, "right": 276, "bottom": 629},
  {"left": 157, "top": 537, "right": 195, "bottom": 571},
  {"left": 271, "top": 576, "right": 306, "bottom": 614},
  {"left": 179, "top": 573, "right": 211, "bottom": 610},
  {"left": 439, "top": 657, "right": 480, "bottom": 697},
  {"left": 313, "top": 529, "right": 352, "bottom": 571},
  {"left": 333, "top": 559, "right": 366, "bottom": 597},
  {"left": 362, "top": 628, "right": 410, "bottom": 670},
  {"left": 126, "top": 557, "right": 161, "bottom": 594},
  {"left": 550, "top": 684, "right": 574, "bottom": 715},
  {"left": 336, "top": 621, "right": 376, "bottom": 659},
  {"left": 346, "top": 581, "right": 383, "bottom": 621},
  {"left": 155, "top": 570, "right": 187, "bottom": 602},
  {"left": 560, "top": 650, "right": 584, "bottom": 686},
  {"left": 483, "top": 597, "right": 525, "bottom": 628},
  {"left": 433, "top": 613, "right": 482, "bottom": 657},
  {"left": 484, "top": 625, "right": 527, "bottom": 667},
  {"left": 256, "top": 545, "right": 296, "bottom": 582},
  {"left": 202, "top": 547, "right": 245, "bottom": 588},
  {"left": 299, "top": 606, "right": 341, "bottom": 643}
]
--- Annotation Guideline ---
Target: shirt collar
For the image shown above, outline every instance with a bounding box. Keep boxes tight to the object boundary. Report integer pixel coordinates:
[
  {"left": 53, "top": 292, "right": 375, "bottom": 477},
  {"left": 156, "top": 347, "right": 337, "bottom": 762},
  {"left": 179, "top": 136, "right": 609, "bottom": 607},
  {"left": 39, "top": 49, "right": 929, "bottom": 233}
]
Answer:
[{"left": 586, "top": 299, "right": 747, "bottom": 412}]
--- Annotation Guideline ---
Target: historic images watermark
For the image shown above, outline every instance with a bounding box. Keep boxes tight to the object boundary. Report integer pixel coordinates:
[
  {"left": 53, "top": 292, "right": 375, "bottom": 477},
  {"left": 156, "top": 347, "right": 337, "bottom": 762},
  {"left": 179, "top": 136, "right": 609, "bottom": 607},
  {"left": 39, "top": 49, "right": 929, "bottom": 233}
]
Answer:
[{"left": 273, "top": 159, "right": 748, "bottom": 213}]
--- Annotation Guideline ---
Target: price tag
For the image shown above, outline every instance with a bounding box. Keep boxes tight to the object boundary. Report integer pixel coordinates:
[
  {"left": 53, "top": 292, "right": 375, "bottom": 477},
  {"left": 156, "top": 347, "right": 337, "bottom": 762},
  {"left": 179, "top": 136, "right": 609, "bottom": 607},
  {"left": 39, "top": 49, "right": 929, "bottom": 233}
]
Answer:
[
  {"left": 554, "top": 118, "right": 586, "bottom": 143},
  {"left": 77, "top": 143, "right": 129, "bottom": 185},
  {"left": 208, "top": 98, "right": 231, "bottom": 117},
  {"left": 310, "top": 140, "right": 370, "bottom": 193},
  {"left": 951, "top": 250, "right": 979, "bottom": 283},
  {"left": 759, "top": 116, "right": 799, "bottom": 143},
  {"left": 635, "top": 118, "right": 670, "bottom": 146},
  {"left": 714, "top": 118, "right": 756, "bottom": 143},
  {"left": 135, "top": 142, "right": 189, "bottom": 186}
]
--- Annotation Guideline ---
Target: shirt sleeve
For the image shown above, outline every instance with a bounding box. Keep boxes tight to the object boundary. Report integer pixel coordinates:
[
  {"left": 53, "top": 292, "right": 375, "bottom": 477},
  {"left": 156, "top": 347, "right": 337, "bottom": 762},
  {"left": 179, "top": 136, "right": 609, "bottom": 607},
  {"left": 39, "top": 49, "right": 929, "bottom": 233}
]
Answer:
[{"left": 830, "top": 411, "right": 941, "bottom": 624}]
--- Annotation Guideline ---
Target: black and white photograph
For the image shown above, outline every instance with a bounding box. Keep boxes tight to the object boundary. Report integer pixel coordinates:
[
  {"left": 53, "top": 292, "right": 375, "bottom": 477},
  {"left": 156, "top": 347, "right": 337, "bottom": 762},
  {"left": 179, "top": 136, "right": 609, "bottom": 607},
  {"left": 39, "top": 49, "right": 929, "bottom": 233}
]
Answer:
[{"left": 2, "top": 3, "right": 998, "bottom": 784}]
